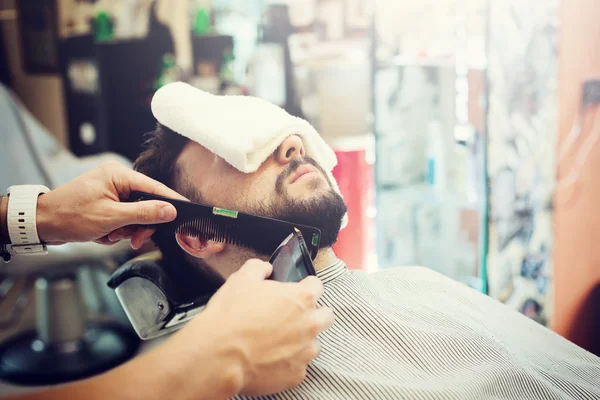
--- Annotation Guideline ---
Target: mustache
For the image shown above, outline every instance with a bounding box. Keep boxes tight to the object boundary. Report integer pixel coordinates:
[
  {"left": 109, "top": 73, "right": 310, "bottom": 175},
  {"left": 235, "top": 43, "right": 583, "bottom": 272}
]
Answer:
[{"left": 275, "top": 157, "right": 329, "bottom": 194}]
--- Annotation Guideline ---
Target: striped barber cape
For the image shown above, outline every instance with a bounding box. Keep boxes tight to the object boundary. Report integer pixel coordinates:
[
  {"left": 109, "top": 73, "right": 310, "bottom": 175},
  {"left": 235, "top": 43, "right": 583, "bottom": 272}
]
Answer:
[{"left": 234, "top": 260, "right": 600, "bottom": 400}]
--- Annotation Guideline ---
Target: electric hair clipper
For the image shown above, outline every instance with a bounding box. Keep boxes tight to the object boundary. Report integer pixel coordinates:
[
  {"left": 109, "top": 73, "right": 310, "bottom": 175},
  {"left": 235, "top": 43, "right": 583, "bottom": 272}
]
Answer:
[{"left": 108, "top": 229, "right": 316, "bottom": 340}]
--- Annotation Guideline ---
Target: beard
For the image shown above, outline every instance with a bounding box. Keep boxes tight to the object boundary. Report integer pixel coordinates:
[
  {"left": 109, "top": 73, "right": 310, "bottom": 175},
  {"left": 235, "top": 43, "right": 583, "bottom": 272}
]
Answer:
[
  {"left": 248, "top": 157, "right": 347, "bottom": 252},
  {"left": 267, "top": 190, "right": 347, "bottom": 249},
  {"left": 159, "top": 156, "right": 346, "bottom": 295}
]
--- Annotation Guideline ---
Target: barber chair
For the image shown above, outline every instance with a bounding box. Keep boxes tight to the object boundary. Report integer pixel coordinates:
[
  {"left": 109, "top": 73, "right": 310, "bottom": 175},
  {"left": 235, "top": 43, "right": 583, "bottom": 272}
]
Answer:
[
  {"left": 107, "top": 250, "right": 219, "bottom": 341},
  {"left": 0, "top": 85, "right": 140, "bottom": 386}
]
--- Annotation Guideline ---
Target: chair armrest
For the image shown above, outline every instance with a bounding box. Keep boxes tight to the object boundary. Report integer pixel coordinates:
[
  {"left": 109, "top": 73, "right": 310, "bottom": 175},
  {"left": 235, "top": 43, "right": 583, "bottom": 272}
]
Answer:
[{"left": 0, "top": 241, "right": 133, "bottom": 278}]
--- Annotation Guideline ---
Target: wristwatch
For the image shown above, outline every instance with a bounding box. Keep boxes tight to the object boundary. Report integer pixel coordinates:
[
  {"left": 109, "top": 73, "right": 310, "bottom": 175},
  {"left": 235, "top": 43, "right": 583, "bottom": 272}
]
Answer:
[{"left": 6, "top": 185, "right": 50, "bottom": 256}]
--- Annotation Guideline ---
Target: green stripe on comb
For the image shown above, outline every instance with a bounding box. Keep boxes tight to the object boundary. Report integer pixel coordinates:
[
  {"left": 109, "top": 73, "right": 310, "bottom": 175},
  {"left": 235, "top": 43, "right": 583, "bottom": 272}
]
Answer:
[
  {"left": 212, "top": 208, "right": 239, "bottom": 218},
  {"left": 312, "top": 233, "right": 319, "bottom": 247}
]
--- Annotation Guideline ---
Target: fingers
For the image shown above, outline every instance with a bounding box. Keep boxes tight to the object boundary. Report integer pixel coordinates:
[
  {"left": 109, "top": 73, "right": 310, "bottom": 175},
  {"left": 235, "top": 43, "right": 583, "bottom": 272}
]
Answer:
[
  {"left": 311, "top": 307, "right": 335, "bottom": 334},
  {"left": 297, "top": 276, "right": 325, "bottom": 307},
  {"left": 94, "top": 235, "right": 119, "bottom": 246},
  {"left": 299, "top": 339, "right": 322, "bottom": 364},
  {"left": 110, "top": 200, "right": 177, "bottom": 228},
  {"left": 108, "top": 226, "right": 139, "bottom": 242},
  {"left": 104, "top": 162, "right": 188, "bottom": 201},
  {"left": 108, "top": 226, "right": 157, "bottom": 250},
  {"left": 130, "top": 228, "right": 156, "bottom": 250},
  {"left": 234, "top": 259, "right": 273, "bottom": 281}
]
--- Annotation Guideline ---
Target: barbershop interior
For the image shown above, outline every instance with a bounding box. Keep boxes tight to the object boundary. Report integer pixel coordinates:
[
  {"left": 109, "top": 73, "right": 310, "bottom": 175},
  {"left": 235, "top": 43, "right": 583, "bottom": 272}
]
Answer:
[{"left": 0, "top": 0, "right": 599, "bottom": 397}]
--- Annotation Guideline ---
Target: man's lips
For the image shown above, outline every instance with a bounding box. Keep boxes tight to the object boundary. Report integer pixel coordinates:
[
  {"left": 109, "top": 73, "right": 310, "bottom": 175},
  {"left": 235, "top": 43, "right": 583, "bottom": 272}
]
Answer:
[{"left": 289, "top": 164, "right": 320, "bottom": 184}]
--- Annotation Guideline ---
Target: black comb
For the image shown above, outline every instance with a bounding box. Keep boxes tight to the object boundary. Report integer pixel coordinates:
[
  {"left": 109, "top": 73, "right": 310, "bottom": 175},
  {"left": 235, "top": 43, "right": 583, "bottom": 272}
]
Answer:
[{"left": 130, "top": 191, "right": 322, "bottom": 259}]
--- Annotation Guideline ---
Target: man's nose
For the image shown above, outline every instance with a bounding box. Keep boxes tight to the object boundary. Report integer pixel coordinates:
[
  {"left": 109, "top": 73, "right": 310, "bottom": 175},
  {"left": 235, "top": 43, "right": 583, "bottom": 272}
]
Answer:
[{"left": 275, "top": 135, "right": 305, "bottom": 165}]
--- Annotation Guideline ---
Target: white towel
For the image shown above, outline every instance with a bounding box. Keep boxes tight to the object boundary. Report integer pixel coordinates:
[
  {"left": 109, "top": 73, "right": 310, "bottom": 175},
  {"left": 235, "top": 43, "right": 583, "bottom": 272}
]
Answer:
[{"left": 151, "top": 82, "right": 348, "bottom": 227}]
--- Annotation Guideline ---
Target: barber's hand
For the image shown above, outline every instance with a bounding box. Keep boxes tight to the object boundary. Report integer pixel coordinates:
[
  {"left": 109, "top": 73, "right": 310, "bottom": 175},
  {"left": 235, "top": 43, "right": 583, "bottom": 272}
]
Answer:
[
  {"left": 36, "top": 161, "right": 186, "bottom": 249},
  {"left": 167, "top": 259, "right": 334, "bottom": 397}
]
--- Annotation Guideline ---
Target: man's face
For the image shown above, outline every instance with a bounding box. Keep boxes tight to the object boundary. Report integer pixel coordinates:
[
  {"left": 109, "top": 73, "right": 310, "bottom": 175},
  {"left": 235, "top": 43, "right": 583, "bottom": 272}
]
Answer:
[{"left": 177, "top": 134, "right": 347, "bottom": 253}]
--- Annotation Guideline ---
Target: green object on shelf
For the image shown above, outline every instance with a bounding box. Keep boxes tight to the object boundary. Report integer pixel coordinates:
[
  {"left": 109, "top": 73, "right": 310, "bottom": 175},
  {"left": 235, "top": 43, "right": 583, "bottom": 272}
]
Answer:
[
  {"left": 154, "top": 53, "right": 178, "bottom": 91},
  {"left": 219, "top": 50, "right": 235, "bottom": 83},
  {"left": 93, "top": 10, "right": 113, "bottom": 41},
  {"left": 193, "top": 7, "right": 211, "bottom": 35}
]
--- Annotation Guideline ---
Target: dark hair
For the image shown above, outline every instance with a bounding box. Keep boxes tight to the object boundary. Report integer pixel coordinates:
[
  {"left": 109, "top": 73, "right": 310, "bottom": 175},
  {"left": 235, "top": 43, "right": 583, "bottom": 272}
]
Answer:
[
  {"left": 135, "top": 124, "right": 190, "bottom": 196},
  {"left": 134, "top": 124, "right": 221, "bottom": 295}
]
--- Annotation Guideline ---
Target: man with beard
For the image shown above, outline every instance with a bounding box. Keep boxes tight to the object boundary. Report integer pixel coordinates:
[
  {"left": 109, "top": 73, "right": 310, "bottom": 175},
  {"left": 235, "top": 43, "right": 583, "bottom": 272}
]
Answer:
[{"left": 132, "top": 86, "right": 600, "bottom": 400}]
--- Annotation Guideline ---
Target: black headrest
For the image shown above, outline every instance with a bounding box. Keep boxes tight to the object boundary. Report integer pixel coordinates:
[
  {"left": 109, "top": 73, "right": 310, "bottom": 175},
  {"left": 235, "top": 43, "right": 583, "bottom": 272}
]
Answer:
[{"left": 107, "top": 252, "right": 218, "bottom": 305}]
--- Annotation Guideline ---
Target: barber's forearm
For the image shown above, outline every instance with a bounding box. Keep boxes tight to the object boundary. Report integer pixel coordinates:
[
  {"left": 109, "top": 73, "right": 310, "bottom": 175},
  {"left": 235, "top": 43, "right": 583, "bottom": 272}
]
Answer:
[
  {"left": 111, "top": 336, "right": 240, "bottom": 400},
  {"left": 73, "top": 347, "right": 238, "bottom": 400},
  {"left": 6, "top": 321, "right": 242, "bottom": 400},
  {"left": 89, "top": 315, "right": 243, "bottom": 400},
  {"left": 0, "top": 196, "right": 10, "bottom": 245},
  {"left": 140, "top": 312, "right": 245, "bottom": 400}
]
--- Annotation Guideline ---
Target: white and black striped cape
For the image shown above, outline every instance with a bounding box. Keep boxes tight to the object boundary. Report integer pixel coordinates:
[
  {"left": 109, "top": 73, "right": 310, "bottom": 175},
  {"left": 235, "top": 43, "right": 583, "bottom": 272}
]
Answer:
[{"left": 235, "top": 261, "right": 600, "bottom": 400}]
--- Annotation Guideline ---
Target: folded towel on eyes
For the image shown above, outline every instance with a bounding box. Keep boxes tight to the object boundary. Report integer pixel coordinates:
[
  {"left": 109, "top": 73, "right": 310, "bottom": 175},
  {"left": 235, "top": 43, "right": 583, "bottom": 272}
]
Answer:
[{"left": 151, "top": 82, "right": 347, "bottom": 227}]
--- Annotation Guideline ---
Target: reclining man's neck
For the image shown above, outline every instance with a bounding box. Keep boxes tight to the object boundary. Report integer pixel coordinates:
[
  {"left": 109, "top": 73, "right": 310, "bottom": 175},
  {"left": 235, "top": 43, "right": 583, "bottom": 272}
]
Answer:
[{"left": 313, "top": 248, "right": 338, "bottom": 271}]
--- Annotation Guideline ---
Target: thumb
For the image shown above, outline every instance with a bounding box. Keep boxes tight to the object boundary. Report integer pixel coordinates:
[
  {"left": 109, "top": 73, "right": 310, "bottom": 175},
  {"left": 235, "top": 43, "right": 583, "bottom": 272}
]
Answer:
[{"left": 111, "top": 200, "right": 177, "bottom": 228}]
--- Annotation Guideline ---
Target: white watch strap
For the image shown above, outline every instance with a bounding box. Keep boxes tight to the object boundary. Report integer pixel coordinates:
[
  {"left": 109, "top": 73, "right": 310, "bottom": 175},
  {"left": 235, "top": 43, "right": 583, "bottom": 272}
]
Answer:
[
  {"left": 7, "top": 185, "right": 50, "bottom": 255},
  {"left": 10, "top": 244, "right": 47, "bottom": 255}
]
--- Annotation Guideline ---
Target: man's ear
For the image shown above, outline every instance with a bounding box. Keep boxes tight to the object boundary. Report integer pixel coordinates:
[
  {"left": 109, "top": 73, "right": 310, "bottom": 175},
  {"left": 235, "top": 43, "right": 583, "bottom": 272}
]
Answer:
[{"left": 175, "top": 234, "right": 226, "bottom": 259}]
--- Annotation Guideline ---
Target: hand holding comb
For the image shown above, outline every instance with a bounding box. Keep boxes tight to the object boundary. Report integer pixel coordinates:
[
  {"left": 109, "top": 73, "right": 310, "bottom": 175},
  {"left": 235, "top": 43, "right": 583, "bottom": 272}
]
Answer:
[{"left": 128, "top": 191, "right": 322, "bottom": 259}]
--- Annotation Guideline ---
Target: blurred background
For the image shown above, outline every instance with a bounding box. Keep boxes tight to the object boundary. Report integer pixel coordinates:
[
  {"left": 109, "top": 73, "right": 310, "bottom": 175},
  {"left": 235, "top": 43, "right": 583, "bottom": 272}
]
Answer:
[{"left": 0, "top": 0, "right": 599, "bottom": 391}]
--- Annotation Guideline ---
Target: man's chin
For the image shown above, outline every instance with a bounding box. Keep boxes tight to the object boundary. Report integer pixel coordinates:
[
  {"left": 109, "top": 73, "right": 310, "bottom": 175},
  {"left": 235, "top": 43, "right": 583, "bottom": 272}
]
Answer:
[{"left": 289, "top": 191, "right": 331, "bottom": 207}]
